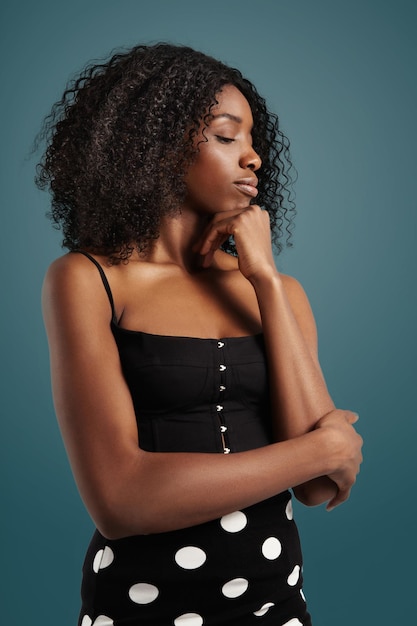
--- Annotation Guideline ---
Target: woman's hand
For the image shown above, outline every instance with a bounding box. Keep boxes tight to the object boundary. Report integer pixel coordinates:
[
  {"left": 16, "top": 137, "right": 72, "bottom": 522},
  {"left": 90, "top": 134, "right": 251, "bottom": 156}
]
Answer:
[
  {"left": 315, "top": 409, "right": 363, "bottom": 510},
  {"left": 195, "top": 205, "right": 277, "bottom": 282}
]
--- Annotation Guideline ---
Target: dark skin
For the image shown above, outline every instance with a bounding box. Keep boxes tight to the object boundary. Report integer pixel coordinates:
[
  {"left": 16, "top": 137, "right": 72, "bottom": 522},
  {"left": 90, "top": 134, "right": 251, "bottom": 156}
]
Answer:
[{"left": 42, "top": 85, "right": 362, "bottom": 539}]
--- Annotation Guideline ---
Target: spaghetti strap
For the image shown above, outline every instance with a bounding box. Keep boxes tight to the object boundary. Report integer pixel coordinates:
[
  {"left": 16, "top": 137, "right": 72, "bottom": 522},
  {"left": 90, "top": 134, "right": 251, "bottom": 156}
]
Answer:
[{"left": 75, "top": 250, "right": 117, "bottom": 322}]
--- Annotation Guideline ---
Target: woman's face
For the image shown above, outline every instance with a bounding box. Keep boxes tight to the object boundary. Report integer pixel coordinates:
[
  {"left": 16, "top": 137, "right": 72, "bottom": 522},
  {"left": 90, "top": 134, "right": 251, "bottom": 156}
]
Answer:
[{"left": 183, "top": 84, "right": 262, "bottom": 215}]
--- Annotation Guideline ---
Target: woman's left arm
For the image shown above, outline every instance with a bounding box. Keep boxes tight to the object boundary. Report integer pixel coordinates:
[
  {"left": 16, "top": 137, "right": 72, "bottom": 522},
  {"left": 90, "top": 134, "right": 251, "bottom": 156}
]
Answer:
[
  {"left": 253, "top": 271, "right": 334, "bottom": 439},
  {"left": 251, "top": 270, "right": 338, "bottom": 505},
  {"left": 198, "top": 205, "right": 340, "bottom": 506}
]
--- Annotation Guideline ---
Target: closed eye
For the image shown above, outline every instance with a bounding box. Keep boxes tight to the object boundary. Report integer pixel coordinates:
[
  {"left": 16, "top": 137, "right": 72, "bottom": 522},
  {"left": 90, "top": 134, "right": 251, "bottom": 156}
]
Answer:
[{"left": 215, "top": 135, "right": 235, "bottom": 144}]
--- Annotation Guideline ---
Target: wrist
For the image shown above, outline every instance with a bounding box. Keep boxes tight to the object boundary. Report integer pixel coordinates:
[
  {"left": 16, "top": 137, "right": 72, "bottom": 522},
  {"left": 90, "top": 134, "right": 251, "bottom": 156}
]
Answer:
[
  {"left": 308, "top": 428, "right": 338, "bottom": 477},
  {"left": 248, "top": 267, "right": 281, "bottom": 291},
  {"left": 290, "top": 429, "right": 335, "bottom": 484},
  {"left": 316, "top": 426, "right": 345, "bottom": 476}
]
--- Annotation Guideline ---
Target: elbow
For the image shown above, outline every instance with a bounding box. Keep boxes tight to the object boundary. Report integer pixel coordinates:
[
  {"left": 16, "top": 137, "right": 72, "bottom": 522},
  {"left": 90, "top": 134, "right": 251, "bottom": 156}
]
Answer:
[
  {"left": 89, "top": 503, "right": 134, "bottom": 540},
  {"left": 82, "top": 455, "right": 162, "bottom": 539},
  {"left": 292, "top": 485, "right": 321, "bottom": 507},
  {"left": 85, "top": 486, "right": 152, "bottom": 540},
  {"left": 95, "top": 518, "right": 134, "bottom": 541},
  {"left": 293, "top": 476, "right": 338, "bottom": 507},
  {"left": 90, "top": 488, "right": 167, "bottom": 539},
  {"left": 95, "top": 492, "right": 164, "bottom": 538},
  {"left": 80, "top": 452, "right": 184, "bottom": 538},
  {"left": 93, "top": 507, "right": 151, "bottom": 540}
]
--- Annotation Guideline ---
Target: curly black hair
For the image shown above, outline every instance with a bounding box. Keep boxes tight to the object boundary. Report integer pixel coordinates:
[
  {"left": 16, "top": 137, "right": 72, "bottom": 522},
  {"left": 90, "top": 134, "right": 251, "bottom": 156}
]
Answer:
[{"left": 35, "top": 43, "right": 295, "bottom": 262}]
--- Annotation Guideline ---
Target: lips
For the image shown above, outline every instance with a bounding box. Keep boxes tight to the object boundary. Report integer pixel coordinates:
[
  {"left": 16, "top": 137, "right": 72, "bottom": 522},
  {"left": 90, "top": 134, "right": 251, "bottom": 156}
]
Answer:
[{"left": 233, "top": 178, "right": 259, "bottom": 198}]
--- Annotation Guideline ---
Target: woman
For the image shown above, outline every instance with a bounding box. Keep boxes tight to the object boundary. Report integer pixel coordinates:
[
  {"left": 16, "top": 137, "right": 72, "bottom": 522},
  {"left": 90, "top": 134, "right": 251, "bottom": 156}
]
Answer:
[{"left": 37, "top": 43, "right": 362, "bottom": 626}]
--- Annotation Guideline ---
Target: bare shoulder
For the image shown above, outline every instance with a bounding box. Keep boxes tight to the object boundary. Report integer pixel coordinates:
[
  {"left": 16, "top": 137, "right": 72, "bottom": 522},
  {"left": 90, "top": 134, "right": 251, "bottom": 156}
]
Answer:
[
  {"left": 44, "top": 251, "right": 100, "bottom": 287},
  {"left": 42, "top": 252, "right": 114, "bottom": 323},
  {"left": 280, "top": 273, "right": 311, "bottom": 308}
]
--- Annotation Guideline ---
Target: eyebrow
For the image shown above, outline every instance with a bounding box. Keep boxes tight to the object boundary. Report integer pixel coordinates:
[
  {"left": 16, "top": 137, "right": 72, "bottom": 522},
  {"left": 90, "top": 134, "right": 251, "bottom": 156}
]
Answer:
[{"left": 211, "top": 113, "right": 243, "bottom": 124}]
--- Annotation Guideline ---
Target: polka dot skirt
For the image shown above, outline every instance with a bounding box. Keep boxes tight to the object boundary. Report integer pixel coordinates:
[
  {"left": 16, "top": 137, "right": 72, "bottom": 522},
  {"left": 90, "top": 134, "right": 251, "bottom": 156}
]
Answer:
[{"left": 78, "top": 492, "right": 312, "bottom": 625}]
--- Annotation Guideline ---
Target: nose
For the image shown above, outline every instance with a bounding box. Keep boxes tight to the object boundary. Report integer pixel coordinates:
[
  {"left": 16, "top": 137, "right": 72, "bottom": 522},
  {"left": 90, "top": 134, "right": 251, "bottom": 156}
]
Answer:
[{"left": 240, "top": 145, "right": 262, "bottom": 171}]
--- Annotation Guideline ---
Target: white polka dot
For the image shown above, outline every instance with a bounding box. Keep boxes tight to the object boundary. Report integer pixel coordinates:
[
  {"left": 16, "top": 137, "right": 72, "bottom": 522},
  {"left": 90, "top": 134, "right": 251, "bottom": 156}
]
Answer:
[
  {"left": 93, "top": 617, "right": 114, "bottom": 626},
  {"left": 129, "top": 582, "right": 159, "bottom": 604},
  {"left": 287, "top": 564, "right": 301, "bottom": 586},
  {"left": 93, "top": 550, "right": 103, "bottom": 573},
  {"left": 285, "top": 499, "right": 293, "bottom": 520},
  {"left": 253, "top": 602, "right": 274, "bottom": 617},
  {"left": 282, "top": 619, "right": 303, "bottom": 626},
  {"left": 81, "top": 617, "right": 92, "bottom": 626},
  {"left": 100, "top": 546, "right": 114, "bottom": 568},
  {"left": 221, "top": 577, "right": 249, "bottom": 598},
  {"left": 174, "top": 613, "right": 204, "bottom": 625},
  {"left": 261, "top": 537, "right": 282, "bottom": 560},
  {"left": 220, "top": 511, "right": 248, "bottom": 533},
  {"left": 300, "top": 589, "right": 306, "bottom": 602},
  {"left": 93, "top": 546, "right": 115, "bottom": 573},
  {"left": 175, "top": 546, "right": 207, "bottom": 570}
]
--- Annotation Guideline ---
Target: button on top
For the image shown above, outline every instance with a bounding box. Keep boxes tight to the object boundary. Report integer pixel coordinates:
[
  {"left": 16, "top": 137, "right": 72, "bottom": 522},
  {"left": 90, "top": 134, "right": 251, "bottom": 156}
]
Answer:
[{"left": 217, "top": 341, "right": 225, "bottom": 348}]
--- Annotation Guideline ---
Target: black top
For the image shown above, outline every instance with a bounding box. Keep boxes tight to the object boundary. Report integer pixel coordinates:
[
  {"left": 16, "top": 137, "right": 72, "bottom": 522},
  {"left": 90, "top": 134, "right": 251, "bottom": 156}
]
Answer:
[{"left": 77, "top": 250, "right": 273, "bottom": 454}]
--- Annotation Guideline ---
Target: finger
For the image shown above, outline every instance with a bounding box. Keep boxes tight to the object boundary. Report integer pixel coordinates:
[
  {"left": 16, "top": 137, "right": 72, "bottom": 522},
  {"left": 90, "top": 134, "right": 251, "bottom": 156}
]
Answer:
[
  {"left": 199, "top": 231, "right": 231, "bottom": 266},
  {"left": 199, "top": 221, "right": 235, "bottom": 256},
  {"left": 201, "top": 249, "right": 216, "bottom": 268},
  {"left": 192, "top": 218, "right": 229, "bottom": 254},
  {"left": 346, "top": 411, "right": 359, "bottom": 424},
  {"left": 194, "top": 230, "right": 228, "bottom": 258}
]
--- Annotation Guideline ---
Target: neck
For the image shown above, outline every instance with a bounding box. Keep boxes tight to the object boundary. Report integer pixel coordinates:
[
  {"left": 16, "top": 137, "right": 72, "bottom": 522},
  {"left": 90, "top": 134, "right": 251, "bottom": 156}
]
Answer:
[{"left": 144, "top": 209, "right": 211, "bottom": 272}]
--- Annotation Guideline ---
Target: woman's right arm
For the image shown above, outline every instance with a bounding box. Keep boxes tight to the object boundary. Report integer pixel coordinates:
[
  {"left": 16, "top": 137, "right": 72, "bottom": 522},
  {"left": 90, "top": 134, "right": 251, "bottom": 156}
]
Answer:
[{"left": 43, "top": 253, "right": 362, "bottom": 539}]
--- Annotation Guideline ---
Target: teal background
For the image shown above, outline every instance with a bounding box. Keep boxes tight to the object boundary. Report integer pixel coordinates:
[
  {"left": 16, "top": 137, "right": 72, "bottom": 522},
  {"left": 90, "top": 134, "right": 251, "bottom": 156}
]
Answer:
[{"left": 1, "top": 1, "right": 416, "bottom": 624}]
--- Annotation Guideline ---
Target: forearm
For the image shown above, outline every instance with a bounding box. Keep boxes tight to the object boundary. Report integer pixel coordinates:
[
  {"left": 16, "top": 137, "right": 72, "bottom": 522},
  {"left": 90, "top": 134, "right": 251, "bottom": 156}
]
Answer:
[
  {"left": 252, "top": 272, "right": 335, "bottom": 439},
  {"left": 251, "top": 271, "right": 338, "bottom": 505},
  {"left": 84, "top": 429, "right": 333, "bottom": 538}
]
